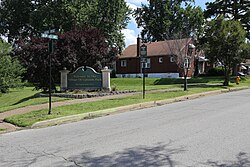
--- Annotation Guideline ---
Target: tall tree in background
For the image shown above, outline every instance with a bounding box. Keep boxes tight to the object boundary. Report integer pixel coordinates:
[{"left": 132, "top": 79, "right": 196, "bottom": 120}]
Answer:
[
  {"left": 134, "top": 0, "right": 204, "bottom": 42},
  {"left": 0, "top": 0, "right": 33, "bottom": 42},
  {"left": 204, "top": 0, "right": 250, "bottom": 40},
  {"left": 203, "top": 17, "right": 247, "bottom": 86},
  {"left": 0, "top": 0, "right": 131, "bottom": 51},
  {"left": 0, "top": 0, "right": 74, "bottom": 43},
  {"left": 65, "top": 0, "right": 131, "bottom": 52}
]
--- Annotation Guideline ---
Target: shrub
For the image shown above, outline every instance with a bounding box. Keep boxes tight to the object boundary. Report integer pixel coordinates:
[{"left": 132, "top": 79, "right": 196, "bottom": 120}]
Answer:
[
  {"left": 0, "top": 41, "right": 25, "bottom": 93},
  {"left": 207, "top": 67, "right": 225, "bottom": 76}
]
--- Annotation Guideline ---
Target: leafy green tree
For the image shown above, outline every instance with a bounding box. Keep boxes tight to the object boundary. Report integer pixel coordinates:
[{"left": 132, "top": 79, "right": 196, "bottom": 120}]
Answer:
[
  {"left": 65, "top": 0, "right": 131, "bottom": 52},
  {"left": 30, "top": 0, "right": 74, "bottom": 34},
  {"left": 0, "top": 40, "right": 25, "bottom": 93},
  {"left": 0, "top": 0, "right": 74, "bottom": 42},
  {"left": 0, "top": 0, "right": 33, "bottom": 42},
  {"left": 205, "top": 0, "right": 250, "bottom": 40},
  {"left": 134, "top": 0, "right": 204, "bottom": 42},
  {"left": 0, "top": 0, "right": 131, "bottom": 51},
  {"left": 202, "top": 17, "right": 247, "bottom": 86}
]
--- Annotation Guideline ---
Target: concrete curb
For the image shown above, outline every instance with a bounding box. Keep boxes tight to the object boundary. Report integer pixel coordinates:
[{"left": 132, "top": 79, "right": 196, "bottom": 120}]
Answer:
[{"left": 31, "top": 86, "right": 249, "bottom": 129}]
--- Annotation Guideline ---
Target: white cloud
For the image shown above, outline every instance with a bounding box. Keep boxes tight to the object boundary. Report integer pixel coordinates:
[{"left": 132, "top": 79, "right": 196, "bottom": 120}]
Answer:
[
  {"left": 126, "top": 0, "right": 148, "bottom": 6},
  {"left": 123, "top": 0, "right": 148, "bottom": 48},
  {"left": 127, "top": 2, "right": 137, "bottom": 10},
  {"left": 122, "top": 29, "right": 137, "bottom": 47}
]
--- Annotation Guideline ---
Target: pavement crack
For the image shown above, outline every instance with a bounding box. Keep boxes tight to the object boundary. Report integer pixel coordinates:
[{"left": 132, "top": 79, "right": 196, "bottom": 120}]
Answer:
[
  {"left": 19, "top": 146, "right": 82, "bottom": 166},
  {"left": 42, "top": 151, "right": 83, "bottom": 167},
  {"left": 20, "top": 146, "right": 43, "bottom": 156}
]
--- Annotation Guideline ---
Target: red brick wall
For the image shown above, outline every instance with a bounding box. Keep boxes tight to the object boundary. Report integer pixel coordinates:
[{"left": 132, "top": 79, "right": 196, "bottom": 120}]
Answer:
[
  {"left": 145, "top": 55, "right": 179, "bottom": 73},
  {"left": 116, "top": 58, "right": 141, "bottom": 74},
  {"left": 116, "top": 55, "right": 195, "bottom": 77}
]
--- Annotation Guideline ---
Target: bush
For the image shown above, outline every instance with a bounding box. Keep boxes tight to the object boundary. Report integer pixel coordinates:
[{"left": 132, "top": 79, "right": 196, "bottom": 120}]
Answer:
[
  {"left": 0, "top": 41, "right": 25, "bottom": 93},
  {"left": 207, "top": 67, "right": 225, "bottom": 76}
]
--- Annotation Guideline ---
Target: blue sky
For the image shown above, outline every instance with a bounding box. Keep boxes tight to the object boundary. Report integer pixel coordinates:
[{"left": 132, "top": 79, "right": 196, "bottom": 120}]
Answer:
[{"left": 122, "top": 0, "right": 215, "bottom": 47}]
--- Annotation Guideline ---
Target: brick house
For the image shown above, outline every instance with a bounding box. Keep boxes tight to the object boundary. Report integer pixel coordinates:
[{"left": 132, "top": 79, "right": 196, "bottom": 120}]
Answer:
[{"left": 116, "top": 38, "right": 196, "bottom": 78}]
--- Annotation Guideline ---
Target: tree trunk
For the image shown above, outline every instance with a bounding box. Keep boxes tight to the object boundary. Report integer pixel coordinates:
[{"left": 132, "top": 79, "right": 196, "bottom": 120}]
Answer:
[
  {"left": 232, "top": 63, "right": 238, "bottom": 76},
  {"left": 223, "top": 68, "right": 230, "bottom": 86},
  {"left": 184, "top": 69, "right": 188, "bottom": 91}
]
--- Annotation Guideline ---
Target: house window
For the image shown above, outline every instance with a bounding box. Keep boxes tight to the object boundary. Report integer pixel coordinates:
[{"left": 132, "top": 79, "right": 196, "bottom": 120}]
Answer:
[
  {"left": 170, "top": 56, "right": 175, "bottom": 62},
  {"left": 142, "top": 58, "right": 151, "bottom": 68},
  {"left": 159, "top": 57, "right": 163, "bottom": 63},
  {"left": 121, "top": 60, "right": 127, "bottom": 67}
]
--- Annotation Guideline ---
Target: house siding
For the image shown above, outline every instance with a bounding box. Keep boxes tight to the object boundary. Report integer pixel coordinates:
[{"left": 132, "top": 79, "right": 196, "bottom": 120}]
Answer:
[
  {"left": 116, "top": 55, "right": 187, "bottom": 77},
  {"left": 116, "top": 38, "right": 196, "bottom": 78},
  {"left": 145, "top": 55, "right": 179, "bottom": 73},
  {"left": 116, "top": 58, "right": 141, "bottom": 74}
]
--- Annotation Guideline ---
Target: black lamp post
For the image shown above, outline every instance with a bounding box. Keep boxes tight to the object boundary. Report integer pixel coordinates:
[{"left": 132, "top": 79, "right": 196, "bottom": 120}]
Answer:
[
  {"left": 140, "top": 44, "right": 147, "bottom": 99},
  {"left": 48, "top": 39, "right": 54, "bottom": 114}
]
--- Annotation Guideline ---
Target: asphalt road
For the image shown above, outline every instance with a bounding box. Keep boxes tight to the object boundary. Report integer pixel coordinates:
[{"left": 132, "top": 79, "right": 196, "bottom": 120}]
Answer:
[{"left": 1, "top": 89, "right": 250, "bottom": 167}]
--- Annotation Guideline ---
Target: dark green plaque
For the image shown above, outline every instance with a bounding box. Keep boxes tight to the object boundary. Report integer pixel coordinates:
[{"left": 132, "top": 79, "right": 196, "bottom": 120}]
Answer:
[{"left": 67, "top": 66, "right": 102, "bottom": 89}]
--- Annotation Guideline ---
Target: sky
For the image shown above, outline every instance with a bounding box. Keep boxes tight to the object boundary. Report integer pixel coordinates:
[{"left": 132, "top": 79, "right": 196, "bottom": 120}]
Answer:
[{"left": 122, "top": 0, "right": 215, "bottom": 47}]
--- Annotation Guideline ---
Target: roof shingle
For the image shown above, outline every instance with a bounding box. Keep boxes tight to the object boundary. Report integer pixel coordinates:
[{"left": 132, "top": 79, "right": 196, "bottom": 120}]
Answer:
[{"left": 119, "top": 38, "right": 192, "bottom": 59}]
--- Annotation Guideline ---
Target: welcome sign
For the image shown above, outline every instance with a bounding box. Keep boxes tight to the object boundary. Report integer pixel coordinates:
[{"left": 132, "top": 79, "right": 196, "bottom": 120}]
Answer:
[{"left": 67, "top": 66, "right": 102, "bottom": 89}]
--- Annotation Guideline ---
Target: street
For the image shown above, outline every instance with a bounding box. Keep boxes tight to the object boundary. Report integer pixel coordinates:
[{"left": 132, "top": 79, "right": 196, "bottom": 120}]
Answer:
[{"left": 1, "top": 89, "right": 250, "bottom": 167}]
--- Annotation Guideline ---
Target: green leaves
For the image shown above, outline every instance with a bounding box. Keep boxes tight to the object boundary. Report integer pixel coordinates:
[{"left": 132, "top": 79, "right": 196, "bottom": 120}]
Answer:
[
  {"left": 203, "top": 17, "right": 247, "bottom": 85},
  {"left": 0, "top": 41, "right": 25, "bottom": 93},
  {"left": 64, "top": 0, "right": 131, "bottom": 52},
  {"left": 0, "top": 0, "right": 130, "bottom": 51},
  {"left": 204, "top": 0, "right": 250, "bottom": 39},
  {"left": 134, "top": 0, "right": 204, "bottom": 42}
]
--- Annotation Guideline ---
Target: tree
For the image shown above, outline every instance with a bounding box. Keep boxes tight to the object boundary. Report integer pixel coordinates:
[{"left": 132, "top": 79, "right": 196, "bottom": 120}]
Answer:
[
  {"left": 204, "top": 0, "right": 250, "bottom": 40},
  {"left": 0, "top": 0, "right": 74, "bottom": 43},
  {"left": 0, "top": 0, "right": 33, "bottom": 42},
  {"left": 165, "top": 38, "right": 196, "bottom": 91},
  {"left": 15, "top": 27, "right": 114, "bottom": 91},
  {"left": 0, "top": 0, "right": 131, "bottom": 51},
  {"left": 0, "top": 40, "right": 25, "bottom": 93},
  {"left": 134, "top": 0, "right": 204, "bottom": 42},
  {"left": 202, "top": 17, "right": 247, "bottom": 86},
  {"left": 65, "top": 0, "right": 131, "bottom": 52}
]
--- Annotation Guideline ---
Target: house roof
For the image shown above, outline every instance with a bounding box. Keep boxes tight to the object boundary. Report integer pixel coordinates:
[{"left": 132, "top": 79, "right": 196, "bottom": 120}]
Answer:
[{"left": 119, "top": 38, "right": 192, "bottom": 59}]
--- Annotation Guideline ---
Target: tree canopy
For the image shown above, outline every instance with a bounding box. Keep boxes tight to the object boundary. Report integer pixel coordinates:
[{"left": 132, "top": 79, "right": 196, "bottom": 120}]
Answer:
[
  {"left": 0, "top": 0, "right": 131, "bottom": 51},
  {"left": 202, "top": 17, "right": 247, "bottom": 86},
  {"left": 134, "top": 0, "right": 204, "bottom": 42},
  {"left": 204, "top": 0, "right": 250, "bottom": 39}
]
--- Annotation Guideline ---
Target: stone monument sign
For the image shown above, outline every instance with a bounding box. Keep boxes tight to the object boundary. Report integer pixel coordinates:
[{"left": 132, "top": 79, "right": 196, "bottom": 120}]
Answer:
[{"left": 60, "top": 66, "right": 111, "bottom": 91}]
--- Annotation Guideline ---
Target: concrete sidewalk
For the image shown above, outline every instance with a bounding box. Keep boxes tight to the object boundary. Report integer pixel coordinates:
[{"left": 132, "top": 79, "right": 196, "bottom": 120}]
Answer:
[{"left": 0, "top": 87, "right": 248, "bottom": 133}]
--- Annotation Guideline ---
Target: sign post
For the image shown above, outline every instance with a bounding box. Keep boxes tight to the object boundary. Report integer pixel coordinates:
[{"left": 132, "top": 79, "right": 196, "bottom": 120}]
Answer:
[
  {"left": 41, "top": 29, "right": 58, "bottom": 115},
  {"left": 140, "top": 44, "right": 147, "bottom": 99}
]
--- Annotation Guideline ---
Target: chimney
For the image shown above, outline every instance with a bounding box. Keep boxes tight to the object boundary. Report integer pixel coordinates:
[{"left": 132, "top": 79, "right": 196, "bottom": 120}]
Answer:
[{"left": 137, "top": 35, "right": 141, "bottom": 57}]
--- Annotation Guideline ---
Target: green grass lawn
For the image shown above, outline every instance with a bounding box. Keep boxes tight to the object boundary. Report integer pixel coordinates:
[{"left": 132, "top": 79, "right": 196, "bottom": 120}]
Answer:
[
  {"left": 0, "top": 87, "right": 69, "bottom": 113},
  {"left": 2, "top": 76, "right": 250, "bottom": 127},
  {"left": 110, "top": 76, "right": 249, "bottom": 91},
  {"left": 4, "top": 86, "right": 231, "bottom": 127},
  {"left": 117, "top": 75, "right": 247, "bottom": 91}
]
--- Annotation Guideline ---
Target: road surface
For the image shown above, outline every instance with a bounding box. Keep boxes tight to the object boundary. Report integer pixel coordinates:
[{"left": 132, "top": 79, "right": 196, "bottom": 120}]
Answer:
[{"left": 1, "top": 89, "right": 250, "bottom": 167}]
